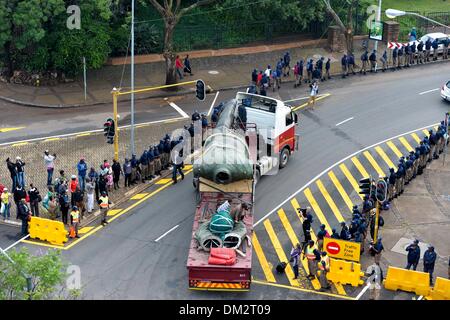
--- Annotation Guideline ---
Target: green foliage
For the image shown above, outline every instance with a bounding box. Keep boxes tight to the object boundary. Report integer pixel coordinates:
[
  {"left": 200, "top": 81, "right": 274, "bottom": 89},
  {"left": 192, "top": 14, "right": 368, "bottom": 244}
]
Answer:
[{"left": 0, "top": 247, "right": 79, "bottom": 300}]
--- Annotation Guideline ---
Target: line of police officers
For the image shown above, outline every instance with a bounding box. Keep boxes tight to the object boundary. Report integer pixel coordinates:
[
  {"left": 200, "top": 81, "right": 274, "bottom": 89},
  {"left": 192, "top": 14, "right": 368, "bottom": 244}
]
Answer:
[{"left": 387, "top": 121, "right": 449, "bottom": 201}]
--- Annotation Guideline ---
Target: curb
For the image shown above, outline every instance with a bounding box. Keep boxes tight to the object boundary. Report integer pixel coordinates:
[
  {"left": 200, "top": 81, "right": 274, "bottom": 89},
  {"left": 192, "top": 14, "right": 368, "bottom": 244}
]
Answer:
[{"left": 1, "top": 58, "right": 448, "bottom": 109}]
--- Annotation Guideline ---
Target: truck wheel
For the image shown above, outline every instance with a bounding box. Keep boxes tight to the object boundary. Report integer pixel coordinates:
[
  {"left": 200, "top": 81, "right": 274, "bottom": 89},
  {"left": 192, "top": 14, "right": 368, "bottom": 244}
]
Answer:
[
  {"left": 254, "top": 169, "right": 261, "bottom": 185},
  {"left": 279, "top": 148, "right": 290, "bottom": 169}
]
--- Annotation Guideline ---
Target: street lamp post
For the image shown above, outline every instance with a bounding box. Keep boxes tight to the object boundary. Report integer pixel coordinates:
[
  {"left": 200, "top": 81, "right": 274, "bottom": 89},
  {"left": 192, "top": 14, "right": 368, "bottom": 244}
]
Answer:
[
  {"left": 386, "top": 8, "right": 450, "bottom": 31},
  {"left": 130, "top": 0, "right": 136, "bottom": 156},
  {"left": 374, "top": 0, "right": 382, "bottom": 53}
]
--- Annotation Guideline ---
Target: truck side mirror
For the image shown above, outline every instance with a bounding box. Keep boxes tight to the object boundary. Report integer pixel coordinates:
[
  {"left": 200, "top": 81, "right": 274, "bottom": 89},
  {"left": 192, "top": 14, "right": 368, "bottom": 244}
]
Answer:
[{"left": 294, "top": 113, "right": 298, "bottom": 124}]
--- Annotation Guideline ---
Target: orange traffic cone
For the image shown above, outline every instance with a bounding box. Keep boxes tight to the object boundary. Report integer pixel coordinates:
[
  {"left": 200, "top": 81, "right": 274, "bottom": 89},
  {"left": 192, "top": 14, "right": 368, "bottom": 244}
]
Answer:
[{"left": 69, "top": 226, "right": 76, "bottom": 238}]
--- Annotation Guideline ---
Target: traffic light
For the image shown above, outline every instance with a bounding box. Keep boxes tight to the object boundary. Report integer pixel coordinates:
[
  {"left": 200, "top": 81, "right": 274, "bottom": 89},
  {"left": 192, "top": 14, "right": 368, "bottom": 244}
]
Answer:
[
  {"left": 359, "top": 177, "right": 372, "bottom": 195},
  {"left": 195, "top": 79, "right": 206, "bottom": 101},
  {"left": 376, "top": 179, "right": 387, "bottom": 203},
  {"left": 104, "top": 118, "right": 115, "bottom": 144}
]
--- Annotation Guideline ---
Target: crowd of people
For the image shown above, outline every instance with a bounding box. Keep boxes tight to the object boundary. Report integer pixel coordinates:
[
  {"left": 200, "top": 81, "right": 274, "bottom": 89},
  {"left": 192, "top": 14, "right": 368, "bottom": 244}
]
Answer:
[
  {"left": 289, "top": 118, "right": 449, "bottom": 292},
  {"left": 0, "top": 128, "right": 194, "bottom": 238}
]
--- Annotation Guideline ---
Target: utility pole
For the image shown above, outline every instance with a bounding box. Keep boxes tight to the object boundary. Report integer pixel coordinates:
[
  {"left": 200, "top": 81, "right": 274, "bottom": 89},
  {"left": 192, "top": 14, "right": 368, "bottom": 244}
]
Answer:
[
  {"left": 130, "top": 0, "right": 135, "bottom": 156},
  {"left": 373, "top": 0, "right": 382, "bottom": 53},
  {"left": 83, "top": 57, "right": 87, "bottom": 102},
  {"left": 443, "top": 112, "right": 449, "bottom": 166}
]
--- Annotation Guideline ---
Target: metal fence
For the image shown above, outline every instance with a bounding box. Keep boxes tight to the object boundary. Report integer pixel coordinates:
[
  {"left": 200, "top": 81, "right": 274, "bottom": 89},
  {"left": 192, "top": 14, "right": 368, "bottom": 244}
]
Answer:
[{"left": 0, "top": 119, "right": 190, "bottom": 219}]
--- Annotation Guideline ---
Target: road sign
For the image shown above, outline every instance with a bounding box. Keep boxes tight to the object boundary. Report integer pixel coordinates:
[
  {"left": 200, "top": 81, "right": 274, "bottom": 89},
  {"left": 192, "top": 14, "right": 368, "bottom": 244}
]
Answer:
[
  {"left": 387, "top": 41, "right": 408, "bottom": 49},
  {"left": 324, "top": 237, "right": 361, "bottom": 262}
]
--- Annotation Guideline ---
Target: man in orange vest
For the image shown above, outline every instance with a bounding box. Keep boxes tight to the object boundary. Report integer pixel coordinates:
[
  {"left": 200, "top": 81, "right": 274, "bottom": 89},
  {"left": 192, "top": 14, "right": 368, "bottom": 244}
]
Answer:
[
  {"left": 302, "top": 240, "right": 321, "bottom": 279},
  {"left": 98, "top": 191, "right": 111, "bottom": 226},
  {"left": 318, "top": 251, "right": 331, "bottom": 290},
  {"left": 70, "top": 205, "right": 80, "bottom": 238}
]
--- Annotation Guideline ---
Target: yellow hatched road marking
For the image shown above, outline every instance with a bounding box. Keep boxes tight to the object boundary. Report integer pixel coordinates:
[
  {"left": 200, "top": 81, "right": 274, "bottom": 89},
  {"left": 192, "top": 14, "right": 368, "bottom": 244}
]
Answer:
[
  {"left": 290, "top": 198, "right": 347, "bottom": 295},
  {"left": 339, "top": 163, "right": 362, "bottom": 199},
  {"left": 411, "top": 133, "right": 421, "bottom": 144},
  {"left": 263, "top": 219, "right": 299, "bottom": 287},
  {"left": 434, "top": 126, "right": 438, "bottom": 131},
  {"left": 184, "top": 165, "right": 193, "bottom": 170},
  {"left": 76, "top": 133, "right": 91, "bottom": 137},
  {"left": 303, "top": 188, "right": 332, "bottom": 233},
  {"left": 386, "top": 141, "right": 403, "bottom": 158},
  {"left": 328, "top": 171, "right": 354, "bottom": 212},
  {"left": 78, "top": 227, "right": 94, "bottom": 234},
  {"left": 375, "top": 146, "right": 397, "bottom": 171},
  {"left": 399, "top": 137, "right": 414, "bottom": 152},
  {"left": 12, "top": 142, "right": 28, "bottom": 147},
  {"left": 363, "top": 151, "right": 385, "bottom": 178},
  {"left": 252, "top": 233, "right": 276, "bottom": 283},
  {"left": 130, "top": 193, "right": 149, "bottom": 200},
  {"left": 351, "top": 157, "right": 370, "bottom": 179},
  {"left": 155, "top": 178, "right": 172, "bottom": 185},
  {"left": 44, "top": 137, "right": 61, "bottom": 142},
  {"left": 422, "top": 130, "right": 430, "bottom": 137},
  {"left": 107, "top": 209, "right": 122, "bottom": 216},
  {"left": 0, "top": 127, "right": 25, "bottom": 133},
  {"left": 316, "top": 180, "right": 345, "bottom": 223},
  {"left": 277, "top": 209, "right": 321, "bottom": 290}
]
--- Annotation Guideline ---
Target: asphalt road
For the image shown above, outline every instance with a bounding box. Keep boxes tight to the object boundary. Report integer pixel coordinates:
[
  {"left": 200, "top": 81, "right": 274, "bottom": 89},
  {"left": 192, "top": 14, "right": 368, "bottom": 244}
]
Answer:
[{"left": 4, "top": 61, "right": 450, "bottom": 299}]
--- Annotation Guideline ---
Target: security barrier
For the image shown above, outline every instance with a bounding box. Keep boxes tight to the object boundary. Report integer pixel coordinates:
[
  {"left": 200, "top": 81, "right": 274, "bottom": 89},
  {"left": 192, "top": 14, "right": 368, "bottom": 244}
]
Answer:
[
  {"left": 29, "top": 217, "right": 68, "bottom": 246},
  {"left": 326, "top": 258, "right": 364, "bottom": 287},
  {"left": 426, "top": 277, "right": 450, "bottom": 300},
  {"left": 383, "top": 266, "right": 430, "bottom": 296}
]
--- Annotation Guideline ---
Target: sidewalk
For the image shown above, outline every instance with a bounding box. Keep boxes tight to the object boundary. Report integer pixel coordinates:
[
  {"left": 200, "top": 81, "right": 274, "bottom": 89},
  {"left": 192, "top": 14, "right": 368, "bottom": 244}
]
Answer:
[{"left": 0, "top": 36, "right": 379, "bottom": 108}]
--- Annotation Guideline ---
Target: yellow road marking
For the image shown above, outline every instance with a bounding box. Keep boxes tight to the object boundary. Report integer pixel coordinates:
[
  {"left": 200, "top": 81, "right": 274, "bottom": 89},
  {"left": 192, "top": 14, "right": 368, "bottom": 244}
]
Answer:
[
  {"left": 155, "top": 178, "right": 172, "bottom": 185},
  {"left": 363, "top": 151, "right": 385, "bottom": 178},
  {"left": 303, "top": 188, "right": 332, "bottom": 233},
  {"left": 339, "top": 163, "right": 362, "bottom": 199},
  {"left": 163, "top": 119, "right": 182, "bottom": 124},
  {"left": 78, "top": 227, "right": 94, "bottom": 234},
  {"left": 130, "top": 193, "right": 149, "bottom": 200},
  {"left": 399, "top": 137, "right": 414, "bottom": 152},
  {"left": 422, "top": 130, "right": 430, "bottom": 137},
  {"left": 386, "top": 141, "right": 403, "bottom": 158},
  {"left": 0, "top": 127, "right": 25, "bottom": 133},
  {"left": 316, "top": 180, "right": 345, "bottom": 223},
  {"left": 76, "top": 133, "right": 91, "bottom": 137},
  {"left": 278, "top": 209, "right": 321, "bottom": 290},
  {"left": 434, "top": 126, "right": 438, "bottom": 131},
  {"left": 290, "top": 198, "right": 347, "bottom": 295},
  {"left": 328, "top": 171, "right": 354, "bottom": 212},
  {"left": 263, "top": 219, "right": 299, "bottom": 287},
  {"left": 411, "top": 133, "right": 421, "bottom": 144},
  {"left": 351, "top": 157, "right": 370, "bottom": 179},
  {"left": 375, "top": 146, "right": 397, "bottom": 171},
  {"left": 252, "top": 279, "right": 354, "bottom": 300},
  {"left": 183, "top": 165, "right": 193, "bottom": 170},
  {"left": 107, "top": 209, "right": 122, "bottom": 216},
  {"left": 22, "top": 239, "right": 65, "bottom": 249},
  {"left": 252, "top": 233, "right": 276, "bottom": 283},
  {"left": 44, "top": 137, "right": 61, "bottom": 142},
  {"left": 292, "top": 93, "right": 331, "bottom": 111},
  {"left": 12, "top": 142, "right": 28, "bottom": 147}
]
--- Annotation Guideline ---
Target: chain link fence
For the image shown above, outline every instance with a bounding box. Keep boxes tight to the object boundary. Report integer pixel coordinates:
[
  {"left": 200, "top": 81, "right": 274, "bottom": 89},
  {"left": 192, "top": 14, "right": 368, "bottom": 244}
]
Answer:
[{"left": 0, "top": 119, "right": 190, "bottom": 219}]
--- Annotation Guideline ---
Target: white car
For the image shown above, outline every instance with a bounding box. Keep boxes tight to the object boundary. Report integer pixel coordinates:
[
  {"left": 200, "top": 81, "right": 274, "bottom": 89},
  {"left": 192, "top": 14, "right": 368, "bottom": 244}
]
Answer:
[
  {"left": 409, "top": 32, "right": 449, "bottom": 54},
  {"left": 441, "top": 81, "right": 450, "bottom": 101}
]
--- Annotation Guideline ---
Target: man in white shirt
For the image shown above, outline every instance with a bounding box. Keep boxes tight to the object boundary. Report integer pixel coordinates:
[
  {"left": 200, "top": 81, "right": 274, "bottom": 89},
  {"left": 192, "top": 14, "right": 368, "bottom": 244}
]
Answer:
[
  {"left": 264, "top": 65, "right": 272, "bottom": 88},
  {"left": 366, "top": 262, "right": 383, "bottom": 300},
  {"left": 44, "top": 150, "right": 56, "bottom": 186}
]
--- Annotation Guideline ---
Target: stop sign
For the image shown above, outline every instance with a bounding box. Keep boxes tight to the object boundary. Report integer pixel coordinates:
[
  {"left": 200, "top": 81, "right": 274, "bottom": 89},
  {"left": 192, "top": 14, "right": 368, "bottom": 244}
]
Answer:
[{"left": 326, "top": 241, "right": 341, "bottom": 255}]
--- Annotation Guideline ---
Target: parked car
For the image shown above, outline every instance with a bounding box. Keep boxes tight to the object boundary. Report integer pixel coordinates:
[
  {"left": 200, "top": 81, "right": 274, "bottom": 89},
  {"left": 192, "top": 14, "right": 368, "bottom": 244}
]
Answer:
[
  {"left": 409, "top": 32, "right": 449, "bottom": 55},
  {"left": 441, "top": 81, "right": 450, "bottom": 102}
]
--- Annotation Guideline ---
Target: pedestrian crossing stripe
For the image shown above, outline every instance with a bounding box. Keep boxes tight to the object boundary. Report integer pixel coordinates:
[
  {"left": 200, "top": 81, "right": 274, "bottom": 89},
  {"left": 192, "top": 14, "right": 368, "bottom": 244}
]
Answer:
[
  {"left": 290, "top": 198, "right": 346, "bottom": 295},
  {"left": 107, "top": 209, "right": 122, "bottom": 216},
  {"left": 277, "top": 208, "right": 321, "bottom": 290},
  {"left": 316, "top": 179, "right": 345, "bottom": 223},
  {"left": 328, "top": 171, "right": 354, "bottom": 212},
  {"left": 130, "top": 193, "right": 149, "bottom": 200},
  {"left": 263, "top": 219, "right": 299, "bottom": 287},
  {"left": 155, "top": 178, "right": 172, "bottom": 185},
  {"left": 78, "top": 226, "right": 94, "bottom": 234},
  {"left": 387, "top": 140, "right": 403, "bottom": 158},
  {"left": 411, "top": 133, "right": 421, "bottom": 144},
  {"left": 304, "top": 188, "right": 333, "bottom": 233},
  {"left": 399, "top": 137, "right": 414, "bottom": 152},
  {"left": 252, "top": 233, "right": 276, "bottom": 283},
  {"left": 363, "top": 151, "right": 385, "bottom": 178},
  {"left": 375, "top": 146, "right": 397, "bottom": 171},
  {"left": 422, "top": 129, "right": 430, "bottom": 137},
  {"left": 351, "top": 157, "right": 370, "bottom": 179},
  {"left": 339, "top": 163, "right": 362, "bottom": 199}
]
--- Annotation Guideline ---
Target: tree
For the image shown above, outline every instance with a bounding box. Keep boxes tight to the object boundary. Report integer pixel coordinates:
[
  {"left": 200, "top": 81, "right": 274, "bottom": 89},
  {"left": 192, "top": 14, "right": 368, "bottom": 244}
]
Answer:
[
  {"left": 148, "top": 0, "right": 217, "bottom": 85},
  {"left": 0, "top": 247, "right": 80, "bottom": 300},
  {"left": 322, "top": 0, "right": 357, "bottom": 54}
]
